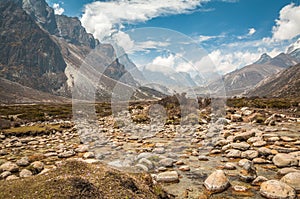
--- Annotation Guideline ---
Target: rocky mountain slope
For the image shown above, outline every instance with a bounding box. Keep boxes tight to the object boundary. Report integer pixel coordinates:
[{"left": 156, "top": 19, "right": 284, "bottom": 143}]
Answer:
[
  {"left": 207, "top": 47, "right": 300, "bottom": 97},
  {"left": 0, "top": 0, "right": 162, "bottom": 103},
  {"left": 0, "top": 0, "right": 67, "bottom": 95},
  {"left": 0, "top": 78, "right": 69, "bottom": 104},
  {"left": 246, "top": 63, "right": 300, "bottom": 98}
]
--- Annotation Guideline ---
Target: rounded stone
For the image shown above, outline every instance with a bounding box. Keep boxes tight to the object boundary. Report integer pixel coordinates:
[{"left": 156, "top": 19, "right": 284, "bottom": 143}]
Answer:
[
  {"left": 156, "top": 171, "right": 179, "bottom": 183},
  {"left": 16, "top": 157, "right": 30, "bottom": 167},
  {"left": 30, "top": 161, "right": 44, "bottom": 174},
  {"left": 0, "top": 161, "right": 19, "bottom": 172},
  {"left": 273, "top": 153, "right": 298, "bottom": 167},
  {"left": 241, "top": 150, "right": 259, "bottom": 160},
  {"left": 280, "top": 172, "right": 300, "bottom": 192},
  {"left": 260, "top": 180, "right": 296, "bottom": 199},
  {"left": 204, "top": 170, "right": 230, "bottom": 193},
  {"left": 19, "top": 169, "right": 33, "bottom": 178}
]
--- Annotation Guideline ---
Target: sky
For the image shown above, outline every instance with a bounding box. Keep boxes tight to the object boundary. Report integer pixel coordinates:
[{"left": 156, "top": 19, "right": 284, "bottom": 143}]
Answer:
[{"left": 46, "top": 0, "right": 300, "bottom": 75}]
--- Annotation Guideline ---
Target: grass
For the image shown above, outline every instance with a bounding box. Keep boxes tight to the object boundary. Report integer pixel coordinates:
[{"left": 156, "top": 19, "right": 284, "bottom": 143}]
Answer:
[
  {"left": 2, "top": 124, "right": 62, "bottom": 136},
  {"left": 0, "top": 160, "right": 171, "bottom": 199}
]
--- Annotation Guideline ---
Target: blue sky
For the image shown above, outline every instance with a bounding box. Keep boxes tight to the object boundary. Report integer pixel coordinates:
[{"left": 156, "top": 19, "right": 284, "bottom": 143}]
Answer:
[{"left": 47, "top": 0, "right": 300, "bottom": 74}]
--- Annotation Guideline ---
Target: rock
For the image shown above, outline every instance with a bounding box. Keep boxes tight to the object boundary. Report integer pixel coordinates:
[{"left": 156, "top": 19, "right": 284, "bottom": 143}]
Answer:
[
  {"left": 239, "top": 161, "right": 257, "bottom": 182},
  {"left": 226, "top": 149, "right": 241, "bottom": 158},
  {"left": 280, "top": 172, "right": 300, "bottom": 192},
  {"left": 136, "top": 164, "right": 149, "bottom": 172},
  {"left": 16, "top": 157, "right": 30, "bottom": 166},
  {"left": 19, "top": 169, "right": 33, "bottom": 178},
  {"left": 75, "top": 145, "right": 89, "bottom": 153},
  {"left": 231, "top": 114, "right": 243, "bottom": 122},
  {"left": 204, "top": 170, "right": 230, "bottom": 193},
  {"left": 233, "top": 185, "right": 248, "bottom": 192},
  {"left": 44, "top": 152, "right": 58, "bottom": 157},
  {"left": 277, "top": 168, "right": 300, "bottom": 176},
  {"left": 258, "top": 147, "right": 276, "bottom": 156},
  {"left": 159, "top": 158, "right": 175, "bottom": 167},
  {"left": 6, "top": 175, "right": 19, "bottom": 180},
  {"left": 253, "top": 158, "right": 271, "bottom": 164},
  {"left": 241, "top": 150, "right": 259, "bottom": 160},
  {"left": 58, "top": 150, "right": 76, "bottom": 158},
  {"left": 238, "top": 159, "right": 251, "bottom": 167},
  {"left": 138, "top": 158, "right": 154, "bottom": 170},
  {"left": 0, "top": 161, "right": 18, "bottom": 172},
  {"left": 224, "top": 162, "right": 236, "bottom": 170},
  {"left": 0, "top": 171, "right": 11, "bottom": 179},
  {"left": 83, "top": 152, "right": 95, "bottom": 159},
  {"left": 253, "top": 140, "right": 267, "bottom": 147},
  {"left": 231, "top": 142, "right": 250, "bottom": 151},
  {"left": 156, "top": 171, "right": 179, "bottom": 183},
  {"left": 252, "top": 176, "right": 268, "bottom": 186},
  {"left": 280, "top": 136, "right": 296, "bottom": 142},
  {"left": 260, "top": 180, "right": 296, "bottom": 199},
  {"left": 29, "top": 161, "right": 44, "bottom": 174},
  {"left": 233, "top": 131, "right": 255, "bottom": 142},
  {"left": 273, "top": 153, "right": 298, "bottom": 167},
  {"left": 153, "top": 147, "right": 165, "bottom": 154},
  {"left": 179, "top": 165, "right": 190, "bottom": 171},
  {"left": 0, "top": 150, "right": 8, "bottom": 156},
  {"left": 198, "top": 156, "right": 209, "bottom": 161}
]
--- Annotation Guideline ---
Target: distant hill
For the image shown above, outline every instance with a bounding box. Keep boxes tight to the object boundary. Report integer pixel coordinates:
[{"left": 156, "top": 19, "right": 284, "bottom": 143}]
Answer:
[
  {"left": 246, "top": 63, "right": 300, "bottom": 98},
  {"left": 206, "top": 46, "right": 300, "bottom": 97}
]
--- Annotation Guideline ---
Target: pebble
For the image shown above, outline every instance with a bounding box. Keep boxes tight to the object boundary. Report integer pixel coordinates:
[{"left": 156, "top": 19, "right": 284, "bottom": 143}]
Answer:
[
  {"left": 233, "top": 131, "right": 255, "bottom": 142},
  {"left": 179, "top": 165, "right": 190, "bottom": 171},
  {"left": 233, "top": 185, "right": 248, "bottom": 192},
  {"left": 6, "top": 175, "right": 19, "bottom": 180},
  {"left": 280, "top": 172, "right": 300, "bottom": 192},
  {"left": 159, "top": 158, "right": 175, "bottom": 167},
  {"left": 204, "top": 170, "right": 230, "bottom": 193},
  {"left": 138, "top": 158, "right": 154, "bottom": 170},
  {"left": 241, "top": 150, "right": 259, "bottom": 160},
  {"left": 260, "top": 180, "right": 296, "bottom": 199},
  {"left": 16, "top": 157, "right": 30, "bottom": 167},
  {"left": 224, "top": 162, "right": 236, "bottom": 170},
  {"left": 277, "top": 168, "right": 300, "bottom": 176},
  {"left": 0, "top": 161, "right": 19, "bottom": 172},
  {"left": 58, "top": 150, "right": 76, "bottom": 158},
  {"left": 273, "top": 153, "right": 298, "bottom": 167},
  {"left": 19, "top": 169, "right": 33, "bottom": 178},
  {"left": 198, "top": 156, "right": 209, "bottom": 161},
  {"left": 253, "top": 140, "right": 267, "bottom": 147},
  {"left": 30, "top": 161, "right": 44, "bottom": 174},
  {"left": 0, "top": 171, "right": 11, "bottom": 179},
  {"left": 83, "top": 152, "right": 95, "bottom": 159},
  {"left": 226, "top": 149, "right": 241, "bottom": 158},
  {"left": 230, "top": 142, "right": 250, "bottom": 151},
  {"left": 156, "top": 171, "right": 179, "bottom": 183},
  {"left": 252, "top": 176, "right": 268, "bottom": 186}
]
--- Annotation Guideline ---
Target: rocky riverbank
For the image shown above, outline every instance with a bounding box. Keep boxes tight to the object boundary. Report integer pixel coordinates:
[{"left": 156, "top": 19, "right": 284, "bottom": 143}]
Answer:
[{"left": 0, "top": 104, "right": 300, "bottom": 198}]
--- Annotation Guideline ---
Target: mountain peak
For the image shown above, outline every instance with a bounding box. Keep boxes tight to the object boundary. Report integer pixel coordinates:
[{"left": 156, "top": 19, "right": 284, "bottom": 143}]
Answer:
[
  {"left": 287, "top": 38, "right": 300, "bottom": 54},
  {"left": 254, "top": 53, "right": 271, "bottom": 64}
]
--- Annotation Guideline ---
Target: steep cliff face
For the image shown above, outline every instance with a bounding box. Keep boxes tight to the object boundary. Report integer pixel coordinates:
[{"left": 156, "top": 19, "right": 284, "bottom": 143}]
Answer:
[
  {"left": 0, "top": 1, "right": 67, "bottom": 94},
  {"left": 22, "top": 0, "right": 58, "bottom": 34},
  {"left": 55, "top": 15, "right": 98, "bottom": 48}
]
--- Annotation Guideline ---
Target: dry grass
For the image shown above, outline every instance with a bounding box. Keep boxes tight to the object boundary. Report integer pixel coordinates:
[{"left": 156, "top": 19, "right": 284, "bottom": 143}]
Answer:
[{"left": 0, "top": 160, "right": 171, "bottom": 199}]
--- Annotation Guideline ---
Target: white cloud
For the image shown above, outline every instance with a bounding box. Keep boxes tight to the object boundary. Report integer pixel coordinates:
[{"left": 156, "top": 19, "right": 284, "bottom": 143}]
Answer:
[
  {"left": 197, "top": 34, "right": 225, "bottom": 43},
  {"left": 53, "top": 3, "right": 64, "bottom": 15},
  {"left": 248, "top": 28, "right": 256, "bottom": 36},
  {"left": 272, "top": 3, "right": 300, "bottom": 41},
  {"left": 81, "top": 0, "right": 207, "bottom": 42}
]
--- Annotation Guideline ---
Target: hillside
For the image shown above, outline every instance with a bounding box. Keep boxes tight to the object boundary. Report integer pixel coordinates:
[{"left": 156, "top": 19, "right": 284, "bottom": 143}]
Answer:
[{"left": 247, "top": 63, "right": 300, "bottom": 98}]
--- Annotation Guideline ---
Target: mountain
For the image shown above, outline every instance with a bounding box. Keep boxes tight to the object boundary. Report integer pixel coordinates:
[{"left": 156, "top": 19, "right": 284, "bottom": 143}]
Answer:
[
  {"left": 0, "top": 0, "right": 163, "bottom": 103},
  {"left": 0, "top": 78, "right": 69, "bottom": 104},
  {"left": 247, "top": 63, "right": 300, "bottom": 98},
  {"left": 0, "top": 0, "right": 67, "bottom": 95},
  {"left": 207, "top": 50, "right": 299, "bottom": 97},
  {"left": 254, "top": 53, "right": 272, "bottom": 64},
  {"left": 140, "top": 65, "right": 197, "bottom": 93}
]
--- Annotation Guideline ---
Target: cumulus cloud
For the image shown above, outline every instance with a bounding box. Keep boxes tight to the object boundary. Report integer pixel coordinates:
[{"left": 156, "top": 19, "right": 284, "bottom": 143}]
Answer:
[
  {"left": 248, "top": 28, "right": 256, "bottom": 36},
  {"left": 81, "top": 0, "right": 207, "bottom": 42},
  {"left": 272, "top": 3, "right": 300, "bottom": 40},
  {"left": 53, "top": 3, "right": 64, "bottom": 15}
]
